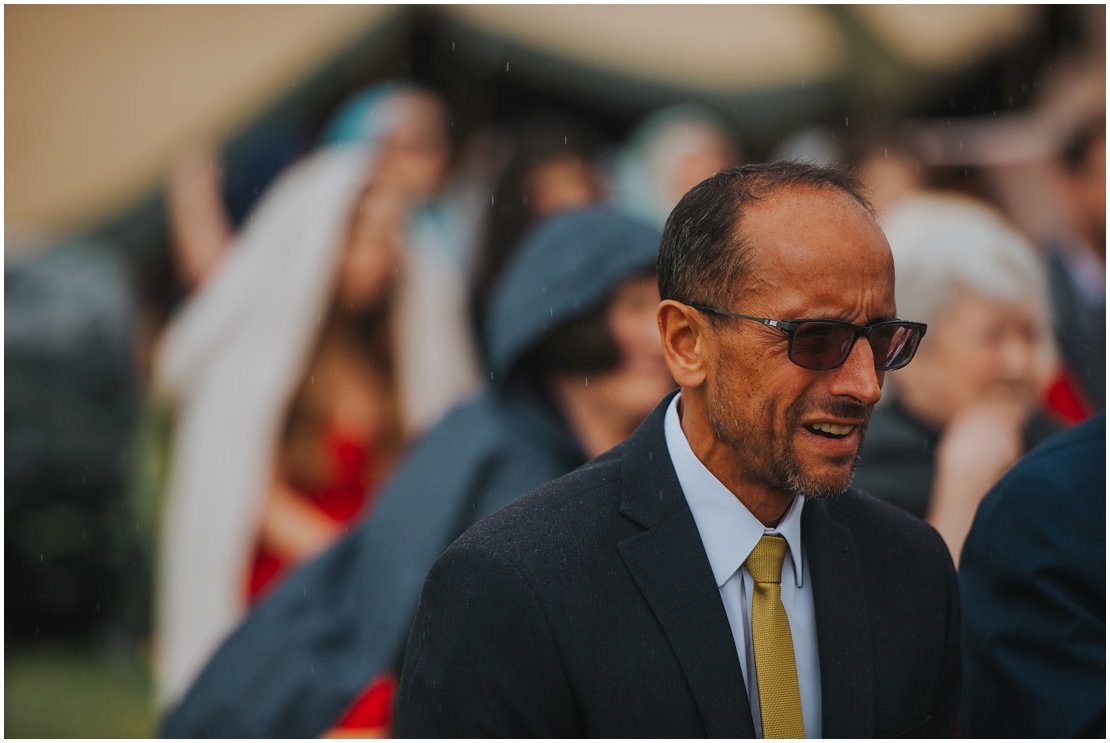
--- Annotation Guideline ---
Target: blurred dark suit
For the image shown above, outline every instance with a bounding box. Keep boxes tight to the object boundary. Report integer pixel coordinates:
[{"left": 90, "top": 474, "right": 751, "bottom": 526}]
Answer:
[{"left": 960, "top": 411, "right": 1106, "bottom": 738}]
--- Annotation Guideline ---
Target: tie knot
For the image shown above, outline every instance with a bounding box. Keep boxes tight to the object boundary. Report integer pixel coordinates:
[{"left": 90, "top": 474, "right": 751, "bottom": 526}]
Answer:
[{"left": 746, "top": 534, "right": 788, "bottom": 584}]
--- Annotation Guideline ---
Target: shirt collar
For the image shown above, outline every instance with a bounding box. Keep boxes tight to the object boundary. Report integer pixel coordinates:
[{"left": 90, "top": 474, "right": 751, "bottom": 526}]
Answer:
[{"left": 663, "top": 393, "right": 805, "bottom": 589}]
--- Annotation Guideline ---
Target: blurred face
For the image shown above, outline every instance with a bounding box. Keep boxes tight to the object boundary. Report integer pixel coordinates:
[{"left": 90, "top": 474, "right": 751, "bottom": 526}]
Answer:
[
  {"left": 702, "top": 187, "right": 894, "bottom": 499},
  {"left": 667, "top": 135, "right": 735, "bottom": 205},
  {"left": 375, "top": 93, "right": 450, "bottom": 198},
  {"left": 527, "top": 156, "right": 599, "bottom": 216},
  {"left": 337, "top": 187, "right": 404, "bottom": 310},
  {"left": 895, "top": 288, "right": 1041, "bottom": 426},
  {"left": 594, "top": 273, "right": 676, "bottom": 425}
]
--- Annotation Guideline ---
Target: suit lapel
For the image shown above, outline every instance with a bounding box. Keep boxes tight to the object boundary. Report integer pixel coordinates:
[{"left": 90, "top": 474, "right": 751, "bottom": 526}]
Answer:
[
  {"left": 616, "top": 393, "right": 755, "bottom": 738},
  {"left": 619, "top": 514, "right": 755, "bottom": 738},
  {"left": 803, "top": 497, "right": 875, "bottom": 738}
]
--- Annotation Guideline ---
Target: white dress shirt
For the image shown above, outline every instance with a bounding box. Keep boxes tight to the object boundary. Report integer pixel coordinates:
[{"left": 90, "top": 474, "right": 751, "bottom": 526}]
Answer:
[{"left": 663, "top": 394, "right": 822, "bottom": 738}]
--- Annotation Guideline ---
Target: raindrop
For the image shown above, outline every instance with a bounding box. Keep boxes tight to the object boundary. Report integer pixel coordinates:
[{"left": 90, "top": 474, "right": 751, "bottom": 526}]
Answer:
[
  {"left": 506, "top": 62, "right": 509, "bottom": 72},
  {"left": 884, "top": 149, "right": 888, "bottom": 159},
  {"left": 452, "top": 42, "right": 455, "bottom": 50},
  {"left": 845, "top": 118, "right": 848, "bottom": 127}
]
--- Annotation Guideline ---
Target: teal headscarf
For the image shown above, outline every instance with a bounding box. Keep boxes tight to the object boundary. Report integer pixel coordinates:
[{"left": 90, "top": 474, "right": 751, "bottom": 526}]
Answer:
[{"left": 320, "top": 80, "right": 426, "bottom": 148}]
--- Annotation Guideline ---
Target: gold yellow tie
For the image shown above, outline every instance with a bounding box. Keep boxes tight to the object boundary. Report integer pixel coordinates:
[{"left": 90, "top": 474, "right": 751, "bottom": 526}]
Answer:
[{"left": 746, "top": 534, "right": 805, "bottom": 739}]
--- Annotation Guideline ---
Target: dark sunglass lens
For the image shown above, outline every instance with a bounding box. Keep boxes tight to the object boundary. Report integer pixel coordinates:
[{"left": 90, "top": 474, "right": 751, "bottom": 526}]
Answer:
[
  {"left": 791, "top": 322, "right": 856, "bottom": 369},
  {"left": 871, "top": 324, "right": 923, "bottom": 370}
]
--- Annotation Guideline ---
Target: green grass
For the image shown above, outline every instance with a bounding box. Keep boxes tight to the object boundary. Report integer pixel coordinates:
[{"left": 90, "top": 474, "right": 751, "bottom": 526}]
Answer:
[{"left": 5, "top": 645, "right": 158, "bottom": 738}]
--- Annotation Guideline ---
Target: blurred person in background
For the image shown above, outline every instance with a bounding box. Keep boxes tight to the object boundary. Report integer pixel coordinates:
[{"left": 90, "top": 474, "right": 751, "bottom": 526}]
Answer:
[
  {"left": 854, "top": 144, "right": 923, "bottom": 217},
  {"left": 154, "top": 82, "right": 482, "bottom": 709},
  {"left": 959, "top": 411, "right": 1105, "bottom": 738},
  {"left": 470, "top": 117, "right": 603, "bottom": 338},
  {"left": 5, "top": 240, "right": 143, "bottom": 644},
  {"left": 163, "top": 207, "right": 675, "bottom": 738},
  {"left": 769, "top": 123, "right": 844, "bottom": 168},
  {"left": 612, "top": 104, "right": 739, "bottom": 230},
  {"left": 853, "top": 193, "right": 1060, "bottom": 563},
  {"left": 1045, "top": 115, "right": 1105, "bottom": 418}
]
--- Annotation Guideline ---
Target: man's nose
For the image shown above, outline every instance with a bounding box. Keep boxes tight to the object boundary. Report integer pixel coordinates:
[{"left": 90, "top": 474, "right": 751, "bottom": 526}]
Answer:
[{"left": 827, "top": 336, "right": 883, "bottom": 406}]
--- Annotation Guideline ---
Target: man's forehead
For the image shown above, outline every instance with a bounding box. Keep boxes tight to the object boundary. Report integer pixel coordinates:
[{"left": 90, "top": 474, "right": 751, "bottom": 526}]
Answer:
[
  {"left": 726, "top": 186, "right": 895, "bottom": 317},
  {"left": 736, "top": 186, "right": 888, "bottom": 270}
]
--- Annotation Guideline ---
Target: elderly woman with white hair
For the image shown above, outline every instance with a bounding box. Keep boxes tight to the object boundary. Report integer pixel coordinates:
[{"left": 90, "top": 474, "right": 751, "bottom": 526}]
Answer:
[{"left": 853, "top": 192, "right": 1061, "bottom": 563}]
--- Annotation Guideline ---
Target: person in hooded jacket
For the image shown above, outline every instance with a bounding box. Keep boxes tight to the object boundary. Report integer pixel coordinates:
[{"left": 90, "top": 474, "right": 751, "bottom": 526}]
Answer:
[{"left": 161, "top": 206, "right": 675, "bottom": 738}]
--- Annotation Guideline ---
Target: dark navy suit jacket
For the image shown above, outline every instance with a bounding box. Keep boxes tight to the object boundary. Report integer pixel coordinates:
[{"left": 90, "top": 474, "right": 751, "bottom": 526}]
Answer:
[
  {"left": 397, "top": 392, "right": 961, "bottom": 737},
  {"left": 960, "top": 411, "right": 1106, "bottom": 738}
]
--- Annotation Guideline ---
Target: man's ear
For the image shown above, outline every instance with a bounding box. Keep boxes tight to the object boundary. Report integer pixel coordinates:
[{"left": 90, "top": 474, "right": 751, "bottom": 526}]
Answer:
[{"left": 657, "top": 300, "right": 710, "bottom": 389}]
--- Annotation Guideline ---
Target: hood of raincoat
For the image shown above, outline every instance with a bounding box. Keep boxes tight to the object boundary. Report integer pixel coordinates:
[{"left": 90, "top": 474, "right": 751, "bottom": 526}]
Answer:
[{"left": 486, "top": 206, "right": 661, "bottom": 380}]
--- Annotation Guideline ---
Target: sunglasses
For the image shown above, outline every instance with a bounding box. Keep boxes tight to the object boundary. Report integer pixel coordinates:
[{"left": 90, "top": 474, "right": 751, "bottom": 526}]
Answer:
[{"left": 690, "top": 304, "right": 927, "bottom": 371}]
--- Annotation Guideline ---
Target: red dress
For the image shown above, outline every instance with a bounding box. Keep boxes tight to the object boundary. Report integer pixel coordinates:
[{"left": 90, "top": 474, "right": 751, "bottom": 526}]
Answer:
[{"left": 246, "top": 425, "right": 397, "bottom": 735}]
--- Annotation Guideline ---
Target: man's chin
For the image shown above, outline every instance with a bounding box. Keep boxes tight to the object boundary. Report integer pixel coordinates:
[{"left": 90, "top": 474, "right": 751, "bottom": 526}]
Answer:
[{"left": 784, "top": 460, "right": 858, "bottom": 500}]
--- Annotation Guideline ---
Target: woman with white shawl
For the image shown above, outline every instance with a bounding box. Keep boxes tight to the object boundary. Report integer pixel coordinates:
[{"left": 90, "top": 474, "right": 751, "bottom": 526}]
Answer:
[{"left": 154, "top": 82, "right": 482, "bottom": 709}]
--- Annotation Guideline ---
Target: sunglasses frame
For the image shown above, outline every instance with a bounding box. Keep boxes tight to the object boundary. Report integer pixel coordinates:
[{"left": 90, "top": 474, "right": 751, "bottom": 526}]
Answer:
[{"left": 689, "top": 303, "right": 928, "bottom": 371}]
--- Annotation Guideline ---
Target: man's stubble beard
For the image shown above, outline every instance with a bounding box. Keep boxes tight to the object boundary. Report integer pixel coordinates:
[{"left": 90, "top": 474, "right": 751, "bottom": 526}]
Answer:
[{"left": 707, "top": 365, "right": 872, "bottom": 501}]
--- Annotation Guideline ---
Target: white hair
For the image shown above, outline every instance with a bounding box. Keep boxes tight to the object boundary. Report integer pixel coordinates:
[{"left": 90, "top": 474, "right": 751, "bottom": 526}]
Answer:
[
  {"left": 883, "top": 192, "right": 1053, "bottom": 329},
  {"left": 881, "top": 192, "right": 1057, "bottom": 387}
]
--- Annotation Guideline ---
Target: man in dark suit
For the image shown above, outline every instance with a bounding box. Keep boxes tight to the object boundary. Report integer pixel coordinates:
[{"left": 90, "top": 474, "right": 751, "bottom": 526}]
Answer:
[
  {"left": 397, "top": 162, "right": 960, "bottom": 738},
  {"left": 960, "top": 411, "right": 1105, "bottom": 738}
]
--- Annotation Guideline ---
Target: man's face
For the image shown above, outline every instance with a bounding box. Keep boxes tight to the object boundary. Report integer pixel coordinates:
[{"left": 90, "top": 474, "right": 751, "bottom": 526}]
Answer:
[{"left": 704, "top": 186, "right": 895, "bottom": 499}]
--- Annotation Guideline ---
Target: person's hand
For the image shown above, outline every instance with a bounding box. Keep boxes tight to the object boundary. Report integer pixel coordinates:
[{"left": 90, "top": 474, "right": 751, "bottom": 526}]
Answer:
[
  {"left": 259, "top": 475, "right": 341, "bottom": 563},
  {"left": 927, "top": 400, "right": 1026, "bottom": 564},
  {"left": 167, "top": 144, "right": 233, "bottom": 289}
]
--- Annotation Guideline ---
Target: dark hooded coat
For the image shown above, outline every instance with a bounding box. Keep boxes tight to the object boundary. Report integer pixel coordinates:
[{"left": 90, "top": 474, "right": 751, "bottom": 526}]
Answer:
[{"left": 162, "top": 207, "right": 661, "bottom": 737}]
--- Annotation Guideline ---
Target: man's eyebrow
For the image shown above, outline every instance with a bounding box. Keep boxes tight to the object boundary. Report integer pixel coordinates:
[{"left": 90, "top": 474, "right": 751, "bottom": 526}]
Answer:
[{"left": 868, "top": 312, "right": 898, "bottom": 324}]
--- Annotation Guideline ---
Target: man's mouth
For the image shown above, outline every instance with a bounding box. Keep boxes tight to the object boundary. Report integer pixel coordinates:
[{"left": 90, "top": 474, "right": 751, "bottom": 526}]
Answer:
[{"left": 804, "top": 423, "right": 856, "bottom": 439}]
